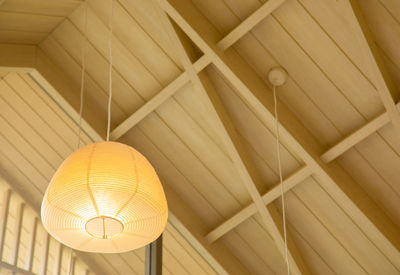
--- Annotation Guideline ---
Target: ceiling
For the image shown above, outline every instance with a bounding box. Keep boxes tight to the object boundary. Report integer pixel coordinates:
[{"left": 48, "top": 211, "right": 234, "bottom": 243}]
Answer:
[{"left": 0, "top": 0, "right": 400, "bottom": 274}]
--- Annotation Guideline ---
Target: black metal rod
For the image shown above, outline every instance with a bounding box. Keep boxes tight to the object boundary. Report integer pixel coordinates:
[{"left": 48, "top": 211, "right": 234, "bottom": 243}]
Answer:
[{"left": 145, "top": 234, "right": 163, "bottom": 275}]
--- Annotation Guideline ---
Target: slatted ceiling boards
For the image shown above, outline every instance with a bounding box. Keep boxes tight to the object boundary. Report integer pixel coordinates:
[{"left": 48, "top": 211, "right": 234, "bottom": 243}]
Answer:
[
  {"left": 0, "top": 0, "right": 83, "bottom": 16},
  {"left": 358, "top": 0, "right": 400, "bottom": 98},
  {"left": 298, "top": 0, "right": 372, "bottom": 80},
  {"left": 68, "top": 5, "right": 165, "bottom": 103},
  {"left": 1, "top": 0, "right": 400, "bottom": 273},
  {"left": 171, "top": 82, "right": 229, "bottom": 156},
  {"left": 206, "top": 66, "right": 302, "bottom": 172},
  {"left": 0, "top": 0, "right": 82, "bottom": 44},
  {"left": 166, "top": 223, "right": 217, "bottom": 275},
  {"left": 283, "top": 188, "right": 367, "bottom": 275},
  {"left": 1, "top": 75, "right": 72, "bottom": 159},
  {"left": 124, "top": 114, "right": 288, "bottom": 273},
  {"left": 258, "top": 17, "right": 367, "bottom": 132},
  {"left": 228, "top": 217, "right": 287, "bottom": 273},
  {"left": 122, "top": 127, "right": 221, "bottom": 225},
  {"left": 288, "top": 227, "right": 336, "bottom": 275},
  {"left": 339, "top": 136, "right": 400, "bottom": 228},
  {"left": 157, "top": 100, "right": 253, "bottom": 200},
  {"left": 120, "top": 250, "right": 145, "bottom": 274},
  {"left": 220, "top": 232, "right": 271, "bottom": 274},
  {"left": 86, "top": 0, "right": 181, "bottom": 85},
  {"left": 295, "top": 178, "right": 398, "bottom": 273},
  {"left": 116, "top": 0, "right": 182, "bottom": 65},
  {"left": 281, "top": 3, "right": 382, "bottom": 115},
  {"left": 16, "top": 73, "right": 93, "bottom": 146},
  {"left": 137, "top": 111, "right": 249, "bottom": 219},
  {"left": 52, "top": 19, "right": 143, "bottom": 116},
  {"left": 125, "top": 126, "right": 278, "bottom": 273},
  {"left": 38, "top": 38, "right": 125, "bottom": 129}
]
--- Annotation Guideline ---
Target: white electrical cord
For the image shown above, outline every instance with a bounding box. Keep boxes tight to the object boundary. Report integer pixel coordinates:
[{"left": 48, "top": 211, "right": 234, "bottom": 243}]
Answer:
[
  {"left": 77, "top": 1, "right": 87, "bottom": 150},
  {"left": 273, "top": 85, "right": 290, "bottom": 275},
  {"left": 106, "top": 0, "right": 114, "bottom": 141}
]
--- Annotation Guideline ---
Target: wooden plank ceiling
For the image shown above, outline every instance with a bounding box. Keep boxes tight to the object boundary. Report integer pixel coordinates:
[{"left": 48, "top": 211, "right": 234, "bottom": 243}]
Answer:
[{"left": 0, "top": 0, "right": 400, "bottom": 274}]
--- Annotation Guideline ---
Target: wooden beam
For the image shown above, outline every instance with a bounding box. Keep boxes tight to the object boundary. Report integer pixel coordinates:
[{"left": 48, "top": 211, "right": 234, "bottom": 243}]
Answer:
[
  {"left": 217, "top": 0, "right": 286, "bottom": 51},
  {"left": 26, "top": 217, "right": 38, "bottom": 272},
  {"left": 342, "top": 0, "right": 400, "bottom": 139},
  {"left": 156, "top": 0, "right": 400, "bottom": 269},
  {"left": 0, "top": 189, "right": 11, "bottom": 260},
  {"left": 200, "top": 70, "right": 310, "bottom": 275},
  {"left": 152, "top": 4, "right": 309, "bottom": 273},
  {"left": 321, "top": 107, "right": 393, "bottom": 162},
  {"left": 205, "top": 165, "right": 312, "bottom": 243},
  {"left": 109, "top": 0, "right": 284, "bottom": 140},
  {"left": 164, "top": 185, "right": 248, "bottom": 274},
  {"left": 110, "top": 54, "right": 209, "bottom": 140}
]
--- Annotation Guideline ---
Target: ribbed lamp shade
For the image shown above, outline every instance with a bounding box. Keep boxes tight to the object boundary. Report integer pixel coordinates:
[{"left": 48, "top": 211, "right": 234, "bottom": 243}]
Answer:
[{"left": 41, "top": 141, "right": 168, "bottom": 253}]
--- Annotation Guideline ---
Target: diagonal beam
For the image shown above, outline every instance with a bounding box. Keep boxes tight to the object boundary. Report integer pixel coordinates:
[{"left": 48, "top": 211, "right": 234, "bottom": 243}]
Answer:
[
  {"left": 156, "top": 0, "right": 400, "bottom": 269},
  {"left": 198, "top": 70, "right": 310, "bottom": 275},
  {"left": 342, "top": 0, "right": 400, "bottom": 139},
  {"left": 217, "top": 0, "right": 286, "bottom": 51},
  {"left": 110, "top": 55, "right": 209, "bottom": 140},
  {"left": 110, "top": 0, "right": 285, "bottom": 141},
  {"left": 321, "top": 104, "right": 400, "bottom": 163},
  {"left": 150, "top": 6, "right": 310, "bottom": 273},
  {"left": 205, "top": 165, "right": 312, "bottom": 243}
]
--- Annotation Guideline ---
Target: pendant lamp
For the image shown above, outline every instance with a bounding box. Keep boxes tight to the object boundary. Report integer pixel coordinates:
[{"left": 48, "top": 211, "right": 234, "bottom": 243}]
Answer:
[
  {"left": 41, "top": 0, "right": 167, "bottom": 253},
  {"left": 41, "top": 141, "right": 168, "bottom": 253}
]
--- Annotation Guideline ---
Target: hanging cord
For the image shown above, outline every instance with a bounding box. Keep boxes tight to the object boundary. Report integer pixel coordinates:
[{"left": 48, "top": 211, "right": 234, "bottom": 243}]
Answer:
[
  {"left": 106, "top": 0, "right": 114, "bottom": 141},
  {"left": 273, "top": 85, "right": 290, "bottom": 275},
  {"left": 77, "top": 1, "right": 87, "bottom": 149}
]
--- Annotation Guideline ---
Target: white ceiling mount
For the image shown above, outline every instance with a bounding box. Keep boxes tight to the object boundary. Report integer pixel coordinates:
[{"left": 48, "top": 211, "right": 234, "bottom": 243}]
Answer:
[{"left": 268, "top": 67, "right": 288, "bottom": 87}]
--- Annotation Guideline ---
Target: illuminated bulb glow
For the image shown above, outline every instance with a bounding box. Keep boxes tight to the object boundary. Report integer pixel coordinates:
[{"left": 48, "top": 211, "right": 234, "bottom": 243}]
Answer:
[{"left": 41, "top": 141, "right": 168, "bottom": 253}]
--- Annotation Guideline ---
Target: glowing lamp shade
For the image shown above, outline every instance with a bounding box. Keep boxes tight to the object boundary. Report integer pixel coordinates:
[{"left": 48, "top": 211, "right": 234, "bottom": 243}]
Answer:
[{"left": 41, "top": 141, "right": 168, "bottom": 253}]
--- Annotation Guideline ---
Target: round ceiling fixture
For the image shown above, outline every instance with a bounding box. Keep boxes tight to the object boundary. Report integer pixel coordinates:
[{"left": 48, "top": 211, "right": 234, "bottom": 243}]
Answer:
[
  {"left": 268, "top": 67, "right": 288, "bottom": 87},
  {"left": 41, "top": 141, "right": 168, "bottom": 253}
]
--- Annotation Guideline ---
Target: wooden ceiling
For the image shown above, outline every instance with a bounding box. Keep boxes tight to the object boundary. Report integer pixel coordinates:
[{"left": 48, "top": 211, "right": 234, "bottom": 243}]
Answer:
[{"left": 0, "top": 0, "right": 400, "bottom": 274}]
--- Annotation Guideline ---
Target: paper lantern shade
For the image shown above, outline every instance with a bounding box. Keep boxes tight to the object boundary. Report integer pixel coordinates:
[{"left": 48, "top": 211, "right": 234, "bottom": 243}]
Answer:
[{"left": 41, "top": 141, "right": 168, "bottom": 253}]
